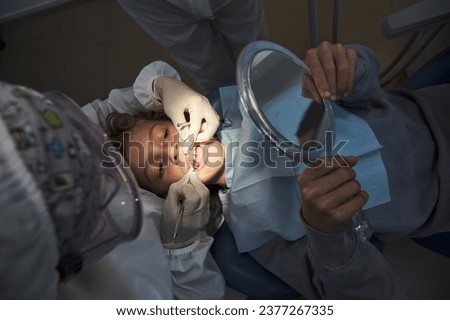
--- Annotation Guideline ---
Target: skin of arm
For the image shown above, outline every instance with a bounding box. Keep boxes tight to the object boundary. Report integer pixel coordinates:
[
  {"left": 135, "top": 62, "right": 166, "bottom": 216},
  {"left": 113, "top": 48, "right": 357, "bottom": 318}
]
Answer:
[
  {"left": 303, "top": 41, "right": 358, "bottom": 102},
  {"left": 299, "top": 156, "right": 368, "bottom": 233}
]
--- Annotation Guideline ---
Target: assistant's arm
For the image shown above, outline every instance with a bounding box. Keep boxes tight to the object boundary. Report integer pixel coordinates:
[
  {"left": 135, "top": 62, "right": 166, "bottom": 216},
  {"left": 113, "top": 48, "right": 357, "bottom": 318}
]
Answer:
[
  {"left": 250, "top": 157, "right": 395, "bottom": 299},
  {"left": 300, "top": 156, "right": 395, "bottom": 298},
  {"left": 249, "top": 220, "right": 395, "bottom": 299},
  {"left": 304, "top": 218, "right": 395, "bottom": 299}
]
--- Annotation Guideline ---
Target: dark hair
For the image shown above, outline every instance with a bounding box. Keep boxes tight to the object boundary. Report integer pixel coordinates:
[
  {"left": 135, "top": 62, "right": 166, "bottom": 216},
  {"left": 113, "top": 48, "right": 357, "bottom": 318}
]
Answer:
[
  {"left": 107, "top": 110, "right": 169, "bottom": 137},
  {"left": 105, "top": 111, "right": 224, "bottom": 236},
  {"left": 104, "top": 110, "right": 169, "bottom": 157}
]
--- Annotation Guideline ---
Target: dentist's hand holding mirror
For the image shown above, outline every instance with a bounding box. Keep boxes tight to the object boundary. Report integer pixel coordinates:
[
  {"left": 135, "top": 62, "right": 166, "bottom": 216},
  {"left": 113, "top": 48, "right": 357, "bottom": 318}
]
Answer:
[{"left": 238, "top": 40, "right": 371, "bottom": 240}]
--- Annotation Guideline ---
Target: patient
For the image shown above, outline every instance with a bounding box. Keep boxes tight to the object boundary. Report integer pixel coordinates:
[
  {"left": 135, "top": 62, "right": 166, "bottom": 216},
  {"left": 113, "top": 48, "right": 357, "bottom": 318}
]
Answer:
[{"left": 84, "top": 41, "right": 450, "bottom": 299}]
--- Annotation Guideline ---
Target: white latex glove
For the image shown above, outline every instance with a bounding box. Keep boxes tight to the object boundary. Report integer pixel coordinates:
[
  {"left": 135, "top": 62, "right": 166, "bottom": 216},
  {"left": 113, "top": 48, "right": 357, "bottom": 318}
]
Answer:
[
  {"left": 161, "top": 170, "right": 211, "bottom": 249},
  {"left": 153, "top": 76, "right": 220, "bottom": 152}
]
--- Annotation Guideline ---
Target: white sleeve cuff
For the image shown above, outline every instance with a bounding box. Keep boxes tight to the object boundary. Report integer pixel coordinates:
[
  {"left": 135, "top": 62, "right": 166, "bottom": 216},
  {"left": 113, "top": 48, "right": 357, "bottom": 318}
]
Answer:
[{"left": 133, "top": 61, "right": 181, "bottom": 110}]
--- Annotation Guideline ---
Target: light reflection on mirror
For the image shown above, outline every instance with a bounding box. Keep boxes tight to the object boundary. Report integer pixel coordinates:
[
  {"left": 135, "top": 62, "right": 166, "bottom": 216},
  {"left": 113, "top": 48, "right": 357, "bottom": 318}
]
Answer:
[{"left": 247, "top": 49, "right": 332, "bottom": 162}]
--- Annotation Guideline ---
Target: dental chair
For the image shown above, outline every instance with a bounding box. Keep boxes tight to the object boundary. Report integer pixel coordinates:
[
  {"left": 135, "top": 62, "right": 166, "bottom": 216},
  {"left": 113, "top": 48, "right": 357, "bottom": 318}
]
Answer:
[{"left": 210, "top": 223, "right": 300, "bottom": 299}]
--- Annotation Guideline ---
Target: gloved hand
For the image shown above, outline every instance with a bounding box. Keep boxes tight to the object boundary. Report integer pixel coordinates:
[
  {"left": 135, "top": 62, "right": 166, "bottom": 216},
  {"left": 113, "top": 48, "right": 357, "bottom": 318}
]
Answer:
[
  {"left": 153, "top": 76, "right": 220, "bottom": 152},
  {"left": 160, "top": 170, "right": 211, "bottom": 249}
]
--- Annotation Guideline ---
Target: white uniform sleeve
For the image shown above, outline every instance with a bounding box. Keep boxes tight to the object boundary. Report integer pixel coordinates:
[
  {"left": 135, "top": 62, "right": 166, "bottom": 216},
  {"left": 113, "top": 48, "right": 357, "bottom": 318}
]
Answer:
[
  {"left": 82, "top": 61, "right": 181, "bottom": 130},
  {"left": 58, "top": 189, "right": 225, "bottom": 299},
  {"left": 58, "top": 190, "right": 174, "bottom": 299},
  {"left": 133, "top": 61, "right": 181, "bottom": 108},
  {"left": 168, "top": 234, "right": 226, "bottom": 300}
]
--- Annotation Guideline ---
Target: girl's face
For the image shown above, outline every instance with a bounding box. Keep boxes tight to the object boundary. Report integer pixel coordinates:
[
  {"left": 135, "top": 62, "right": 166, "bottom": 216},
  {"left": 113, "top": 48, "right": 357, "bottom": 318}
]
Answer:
[{"left": 123, "top": 119, "right": 225, "bottom": 196}]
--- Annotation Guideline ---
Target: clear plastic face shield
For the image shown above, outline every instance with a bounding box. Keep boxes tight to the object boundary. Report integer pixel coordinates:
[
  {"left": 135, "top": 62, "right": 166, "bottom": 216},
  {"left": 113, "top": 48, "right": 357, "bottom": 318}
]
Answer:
[{"left": 0, "top": 83, "right": 142, "bottom": 280}]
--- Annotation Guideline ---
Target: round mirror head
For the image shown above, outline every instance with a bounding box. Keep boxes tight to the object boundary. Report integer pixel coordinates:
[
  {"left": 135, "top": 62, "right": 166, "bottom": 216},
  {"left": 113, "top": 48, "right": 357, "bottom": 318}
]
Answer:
[{"left": 236, "top": 41, "right": 334, "bottom": 162}]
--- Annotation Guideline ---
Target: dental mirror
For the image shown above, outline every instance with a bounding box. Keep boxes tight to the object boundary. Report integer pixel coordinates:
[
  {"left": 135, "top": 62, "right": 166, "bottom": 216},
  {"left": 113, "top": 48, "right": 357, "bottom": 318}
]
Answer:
[
  {"left": 236, "top": 40, "right": 334, "bottom": 163},
  {"left": 236, "top": 40, "right": 371, "bottom": 241}
]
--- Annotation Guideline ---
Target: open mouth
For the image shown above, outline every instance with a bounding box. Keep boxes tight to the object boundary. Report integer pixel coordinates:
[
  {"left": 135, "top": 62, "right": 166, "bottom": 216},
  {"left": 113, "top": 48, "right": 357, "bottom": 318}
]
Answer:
[{"left": 188, "top": 143, "right": 206, "bottom": 172}]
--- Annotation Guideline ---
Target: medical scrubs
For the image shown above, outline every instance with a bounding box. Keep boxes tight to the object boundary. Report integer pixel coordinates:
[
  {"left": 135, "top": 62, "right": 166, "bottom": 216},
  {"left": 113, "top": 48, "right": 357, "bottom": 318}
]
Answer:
[{"left": 118, "top": 0, "right": 267, "bottom": 92}]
